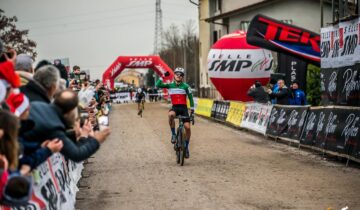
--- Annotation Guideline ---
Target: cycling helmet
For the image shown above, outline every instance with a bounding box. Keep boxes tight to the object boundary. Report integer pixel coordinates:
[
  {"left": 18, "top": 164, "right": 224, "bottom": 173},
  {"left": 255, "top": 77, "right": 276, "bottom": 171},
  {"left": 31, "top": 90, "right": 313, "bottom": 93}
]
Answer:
[
  {"left": 174, "top": 67, "right": 185, "bottom": 75},
  {"left": 137, "top": 88, "right": 142, "bottom": 93}
]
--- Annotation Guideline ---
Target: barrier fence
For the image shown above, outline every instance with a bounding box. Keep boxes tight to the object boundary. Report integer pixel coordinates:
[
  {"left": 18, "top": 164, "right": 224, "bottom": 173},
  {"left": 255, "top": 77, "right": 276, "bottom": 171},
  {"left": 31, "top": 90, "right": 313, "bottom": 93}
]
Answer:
[
  {"left": 193, "top": 98, "right": 360, "bottom": 163},
  {"left": 1, "top": 153, "right": 83, "bottom": 210}
]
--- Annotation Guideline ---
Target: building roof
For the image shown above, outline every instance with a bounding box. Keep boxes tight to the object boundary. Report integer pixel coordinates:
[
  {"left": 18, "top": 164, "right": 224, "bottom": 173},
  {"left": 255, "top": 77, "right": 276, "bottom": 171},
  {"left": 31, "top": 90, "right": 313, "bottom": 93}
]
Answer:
[
  {"left": 204, "top": 0, "right": 278, "bottom": 22},
  {"left": 204, "top": 0, "right": 335, "bottom": 22}
]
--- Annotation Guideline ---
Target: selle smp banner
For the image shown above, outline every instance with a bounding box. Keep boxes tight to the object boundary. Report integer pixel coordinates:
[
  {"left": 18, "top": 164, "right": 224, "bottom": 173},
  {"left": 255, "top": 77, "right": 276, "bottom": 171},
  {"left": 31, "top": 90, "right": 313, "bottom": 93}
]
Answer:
[{"left": 247, "top": 14, "right": 320, "bottom": 65}]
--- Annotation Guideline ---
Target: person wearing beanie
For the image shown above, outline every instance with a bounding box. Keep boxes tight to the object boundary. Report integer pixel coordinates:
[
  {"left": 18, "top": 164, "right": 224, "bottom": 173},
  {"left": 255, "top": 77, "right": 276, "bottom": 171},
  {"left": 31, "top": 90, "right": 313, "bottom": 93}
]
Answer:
[
  {"left": 247, "top": 80, "right": 269, "bottom": 104},
  {"left": 289, "top": 80, "right": 307, "bottom": 105},
  {"left": 6, "top": 93, "right": 30, "bottom": 119},
  {"left": 21, "top": 90, "right": 110, "bottom": 162},
  {"left": 15, "top": 54, "right": 34, "bottom": 86}
]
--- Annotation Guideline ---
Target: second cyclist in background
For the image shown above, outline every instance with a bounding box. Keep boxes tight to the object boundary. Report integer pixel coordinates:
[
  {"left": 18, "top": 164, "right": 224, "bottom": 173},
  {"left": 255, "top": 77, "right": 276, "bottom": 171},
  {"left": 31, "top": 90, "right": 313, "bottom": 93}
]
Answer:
[
  {"left": 135, "top": 88, "right": 146, "bottom": 115},
  {"left": 156, "top": 67, "right": 194, "bottom": 158}
]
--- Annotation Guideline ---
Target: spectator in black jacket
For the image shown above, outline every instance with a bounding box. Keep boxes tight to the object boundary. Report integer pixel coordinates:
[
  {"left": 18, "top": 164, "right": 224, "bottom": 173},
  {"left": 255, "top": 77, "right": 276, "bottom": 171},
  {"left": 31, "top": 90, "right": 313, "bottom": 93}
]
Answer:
[
  {"left": 267, "top": 79, "right": 290, "bottom": 105},
  {"left": 247, "top": 81, "right": 269, "bottom": 104},
  {"left": 20, "top": 65, "right": 60, "bottom": 103},
  {"left": 54, "top": 59, "right": 68, "bottom": 81},
  {"left": 22, "top": 90, "right": 110, "bottom": 162}
]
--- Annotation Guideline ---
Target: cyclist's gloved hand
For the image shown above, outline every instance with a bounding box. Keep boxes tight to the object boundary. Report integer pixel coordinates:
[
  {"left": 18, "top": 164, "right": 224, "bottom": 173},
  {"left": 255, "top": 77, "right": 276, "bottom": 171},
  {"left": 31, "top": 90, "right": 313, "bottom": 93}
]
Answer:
[
  {"left": 190, "top": 108, "right": 194, "bottom": 116},
  {"left": 164, "top": 71, "right": 170, "bottom": 77}
]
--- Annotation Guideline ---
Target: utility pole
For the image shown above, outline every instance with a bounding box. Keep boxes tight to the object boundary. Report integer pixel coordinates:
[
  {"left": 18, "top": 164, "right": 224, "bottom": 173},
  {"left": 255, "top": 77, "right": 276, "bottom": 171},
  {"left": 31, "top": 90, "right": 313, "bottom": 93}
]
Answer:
[{"left": 154, "top": 0, "right": 163, "bottom": 55}]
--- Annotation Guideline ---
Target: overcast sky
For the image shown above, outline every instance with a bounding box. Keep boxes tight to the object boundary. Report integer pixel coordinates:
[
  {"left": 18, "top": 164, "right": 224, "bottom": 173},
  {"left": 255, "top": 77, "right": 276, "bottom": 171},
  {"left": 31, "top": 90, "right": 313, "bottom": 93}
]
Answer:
[{"left": 1, "top": 0, "right": 199, "bottom": 79}]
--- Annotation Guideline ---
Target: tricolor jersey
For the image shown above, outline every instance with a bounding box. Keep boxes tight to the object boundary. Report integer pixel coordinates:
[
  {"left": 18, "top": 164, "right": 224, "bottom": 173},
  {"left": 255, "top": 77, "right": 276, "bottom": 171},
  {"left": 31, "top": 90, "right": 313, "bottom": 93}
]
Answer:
[{"left": 156, "top": 79, "right": 194, "bottom": 109}]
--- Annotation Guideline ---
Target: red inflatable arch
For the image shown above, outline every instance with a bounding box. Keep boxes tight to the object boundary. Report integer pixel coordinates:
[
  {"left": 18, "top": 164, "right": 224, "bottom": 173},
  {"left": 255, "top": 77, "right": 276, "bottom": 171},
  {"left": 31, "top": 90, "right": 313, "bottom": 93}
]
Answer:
[{"left": 102, "top": 55, "right": 174, "bottom": 89}]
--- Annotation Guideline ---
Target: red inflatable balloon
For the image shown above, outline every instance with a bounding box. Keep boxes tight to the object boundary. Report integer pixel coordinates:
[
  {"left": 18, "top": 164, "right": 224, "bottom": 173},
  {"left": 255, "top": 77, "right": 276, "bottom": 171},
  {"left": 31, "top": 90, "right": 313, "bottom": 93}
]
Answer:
[{"left": 208, "top": 30, "right": 274, "bottom": 101}]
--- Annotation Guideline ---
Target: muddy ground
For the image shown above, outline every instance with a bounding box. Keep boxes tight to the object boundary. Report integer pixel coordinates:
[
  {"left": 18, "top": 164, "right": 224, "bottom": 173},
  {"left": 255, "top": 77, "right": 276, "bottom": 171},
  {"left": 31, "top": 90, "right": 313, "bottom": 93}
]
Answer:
[{"left": 76, "top": 102, "right": 360, "bottom": 210}]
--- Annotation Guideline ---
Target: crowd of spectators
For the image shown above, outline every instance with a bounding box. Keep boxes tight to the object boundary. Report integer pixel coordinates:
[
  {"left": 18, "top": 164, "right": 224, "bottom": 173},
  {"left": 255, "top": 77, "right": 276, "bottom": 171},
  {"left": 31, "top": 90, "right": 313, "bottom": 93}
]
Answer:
[
  {"left": 247, "top": 78, "right": 307, "bottom": 105},
  {"left": 0, "top": 39, "right": 111, "bottom": 207}
]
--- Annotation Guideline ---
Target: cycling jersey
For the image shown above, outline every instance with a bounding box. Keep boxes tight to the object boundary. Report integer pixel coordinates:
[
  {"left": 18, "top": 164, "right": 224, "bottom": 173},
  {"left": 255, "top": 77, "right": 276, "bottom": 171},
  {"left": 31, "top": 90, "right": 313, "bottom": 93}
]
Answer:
[
  {"left": 135, "top": 92, "right": 146, "bottom": 102},
  {"left": 156, "top": 79, "right": 194, "bottom": 109}
]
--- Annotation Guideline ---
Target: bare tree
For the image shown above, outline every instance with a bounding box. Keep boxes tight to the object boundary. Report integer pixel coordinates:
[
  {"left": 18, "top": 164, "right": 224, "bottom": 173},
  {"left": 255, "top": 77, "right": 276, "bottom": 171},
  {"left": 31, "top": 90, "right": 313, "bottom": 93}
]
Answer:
[
  {"left": 158, "top": 20, "right": 199, "bottom": 94},
  {"left": 0, "top": 9, "right": 37, "bottom": 58}
]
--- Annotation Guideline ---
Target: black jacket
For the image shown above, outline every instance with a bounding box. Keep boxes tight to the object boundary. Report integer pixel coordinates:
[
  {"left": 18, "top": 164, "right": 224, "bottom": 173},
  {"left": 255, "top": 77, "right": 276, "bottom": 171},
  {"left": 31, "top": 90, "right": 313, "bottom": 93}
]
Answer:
[
  {"left": 247, "top": 86, "right": 269, "bottom": 104},
  {"left": 20, "top": 80, "right": 51, "bottom": 103},
  {"left": 21, "top": 102, "right": 100, "bottom": 162},
  {"left": 270, "top": 86, "right": 290, "bottom": 105},
  {"left": 55, "top": 63, "right": 68, "bottom": 80}
]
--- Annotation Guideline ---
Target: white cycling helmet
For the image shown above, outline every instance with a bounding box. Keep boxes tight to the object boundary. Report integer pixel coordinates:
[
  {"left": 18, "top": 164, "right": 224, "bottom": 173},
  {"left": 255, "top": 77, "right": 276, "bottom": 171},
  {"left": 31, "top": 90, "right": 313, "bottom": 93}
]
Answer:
[
  {"left": 137, "top": 88, "right": 142, "bottom": 93},
  {"left": 174, "top": 67, "right": 185, "bottom": 75}
]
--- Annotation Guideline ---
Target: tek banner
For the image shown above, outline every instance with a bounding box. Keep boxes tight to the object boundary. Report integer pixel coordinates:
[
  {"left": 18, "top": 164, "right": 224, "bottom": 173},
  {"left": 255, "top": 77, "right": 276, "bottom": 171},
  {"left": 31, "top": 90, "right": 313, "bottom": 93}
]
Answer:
[
  {"left": 240, "top": 103, "right": 273, "bottom": 135},
  {"left": 195, "top": 98, "right": 214, "bottom": 117},
  {"left": 2, "top": 154, "right": 83, "bottom": 210},
  {"left": 300, "top": 106, "right": 360, "bottom": 158},
  {"left": 266, "top": 105, "right": 309, "bottom": 140},
  {"left": 321, "top": 64, "right": 360, "bottom": 106},
  {"left": 211, "top": 101, "right": 230, "bottom": 122},
  {"left": 112, "top": 92, "right": 131, "bottom": 103},
  {"left": 247, "top": 14, "right": 320, "bottom": 65},
  {"left": 278, "top": 53, "right": 307, "bottom": 89},
  {"left": 226, "top": 101, "right": 246, "bottom": 126}
]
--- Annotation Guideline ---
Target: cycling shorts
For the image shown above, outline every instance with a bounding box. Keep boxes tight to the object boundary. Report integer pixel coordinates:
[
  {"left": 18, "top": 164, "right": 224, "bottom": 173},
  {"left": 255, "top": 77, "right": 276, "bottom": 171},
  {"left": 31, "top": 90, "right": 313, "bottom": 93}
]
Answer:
[{"left": 169, "top": 105, "right": 190, "bottom": 122}]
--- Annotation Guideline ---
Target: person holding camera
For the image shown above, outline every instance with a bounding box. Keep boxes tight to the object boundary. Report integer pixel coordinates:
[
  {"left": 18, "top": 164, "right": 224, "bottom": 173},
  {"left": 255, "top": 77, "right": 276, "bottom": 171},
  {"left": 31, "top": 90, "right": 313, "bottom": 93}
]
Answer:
[
  {"left": 289, "top": 80, "right": 307, "bottom": 105},
  {"left": 267, "top": 79, "right": 290, "bottom": 105},
  {"left": 247, "top": 80, "right": 269, "bottom": 104}
]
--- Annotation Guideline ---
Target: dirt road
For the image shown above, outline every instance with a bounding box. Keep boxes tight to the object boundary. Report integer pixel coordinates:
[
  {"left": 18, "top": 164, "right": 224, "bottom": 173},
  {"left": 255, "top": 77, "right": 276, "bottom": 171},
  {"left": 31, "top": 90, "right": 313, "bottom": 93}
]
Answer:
[{"left": 76, "top": 103, "right": 360, "bottom": 210}]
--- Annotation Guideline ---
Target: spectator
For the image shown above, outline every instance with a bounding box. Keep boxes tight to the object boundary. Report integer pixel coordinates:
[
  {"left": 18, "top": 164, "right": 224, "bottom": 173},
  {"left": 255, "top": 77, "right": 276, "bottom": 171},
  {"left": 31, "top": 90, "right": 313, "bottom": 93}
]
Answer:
[
  {"left": 267, "top": 79, "right": 290, "bottom": 105},
  {"left": 34, "top": 60, "right": 52, "bottom": 72},
  {"left": 289, "top": 80, "right": 307, "bottom": 105},
  {"left": 247, "top": 80, "right": 269, "bottom": 104},
  {"left": 0, "top": 110, "right": 19, "bottom": 170},
  {"left": 6, "top": 93, "right": 63, "bottom": 174},
  {"left": 15, "top": 54, "right": 33, "bottom": 86},
  {"left": 20, "top": 65, "right": 60, "bottom": 103},
  {"left": 22, "top": 90, "right": 110, "bottom": 162},
  {"left": 54, "top": 59, "right": 68, "bottom": 81}
]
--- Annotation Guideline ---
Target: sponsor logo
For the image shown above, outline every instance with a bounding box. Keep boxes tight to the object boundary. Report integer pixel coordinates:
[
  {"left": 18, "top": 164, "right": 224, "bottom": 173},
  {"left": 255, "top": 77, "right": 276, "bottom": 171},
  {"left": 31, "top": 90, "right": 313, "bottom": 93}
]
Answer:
[
  {"left": 111, "top": 62, "right": 122, "bottom": 77},
  {"left": 208, "top": 60, "right": 252, "bottom": 72},
  {"left": 342, "top": 113, "right": 359, "bottom": 145},
  {"left": 258, "top": 17, "right": 320, "bottom": 53},
  {"left": 342, "top": 68, "right": 360, "bottom": 100}
]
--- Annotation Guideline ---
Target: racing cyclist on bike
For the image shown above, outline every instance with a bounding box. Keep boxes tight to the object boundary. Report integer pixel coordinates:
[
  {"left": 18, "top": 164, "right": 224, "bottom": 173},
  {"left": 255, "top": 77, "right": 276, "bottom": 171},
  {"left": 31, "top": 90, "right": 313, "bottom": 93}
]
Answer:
[
  {"left": 156, "top": 67, "right": 194, "bottom": 158},
  {"left": 135, "top": 88, "right": 146, "bottom": 115}
]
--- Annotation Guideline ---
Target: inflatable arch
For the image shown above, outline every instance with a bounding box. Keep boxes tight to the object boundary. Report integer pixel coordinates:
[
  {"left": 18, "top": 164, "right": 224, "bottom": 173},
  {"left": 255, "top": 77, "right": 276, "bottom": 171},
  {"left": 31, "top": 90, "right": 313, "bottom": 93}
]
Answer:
[{"left": 102, "top": 56, "right": 174, "bottom": 89}]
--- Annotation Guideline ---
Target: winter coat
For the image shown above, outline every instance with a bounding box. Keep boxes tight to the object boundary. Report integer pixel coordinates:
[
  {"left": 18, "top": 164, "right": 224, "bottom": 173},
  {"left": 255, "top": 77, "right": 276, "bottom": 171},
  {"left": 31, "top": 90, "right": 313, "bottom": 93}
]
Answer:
[
  {"left": 270, "top": 86, "right": 290, "bottom": 105},
  {"left": 20, "top": 80, "right": 50, "bottom": 103},
  {"left": 247, "top": 86, "right": 269, "bottom": 104},
  {"left": 21, "top": 102, "right": 100, "bottom": 162},
  {"left": 289, "top": 89, "right": 307, "bottom": 105}
]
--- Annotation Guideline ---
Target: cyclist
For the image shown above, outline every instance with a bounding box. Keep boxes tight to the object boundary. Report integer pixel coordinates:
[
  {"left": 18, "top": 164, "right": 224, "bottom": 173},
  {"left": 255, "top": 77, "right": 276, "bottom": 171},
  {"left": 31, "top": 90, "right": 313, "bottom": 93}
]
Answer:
[
  {"left": 156, "top": 67, "right": 194, "bottom": 158},
  {"left": 135, "top": 88, "right": 146, "bottom": 115}
]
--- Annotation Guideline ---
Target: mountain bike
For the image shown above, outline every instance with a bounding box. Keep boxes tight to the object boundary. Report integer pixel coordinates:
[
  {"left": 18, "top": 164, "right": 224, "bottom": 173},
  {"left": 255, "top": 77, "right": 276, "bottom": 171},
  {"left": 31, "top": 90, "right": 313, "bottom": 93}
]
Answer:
[{"left": 174, "top": 115, "right": 194, "bottom": 166}]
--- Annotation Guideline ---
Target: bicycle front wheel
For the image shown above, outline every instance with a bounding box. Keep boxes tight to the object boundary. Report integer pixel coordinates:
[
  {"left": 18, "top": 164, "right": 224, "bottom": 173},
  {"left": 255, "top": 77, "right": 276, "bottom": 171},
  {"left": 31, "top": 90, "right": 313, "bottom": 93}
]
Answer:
[{"left": 179, "top": 127, "right": 186, "bottom": 166}]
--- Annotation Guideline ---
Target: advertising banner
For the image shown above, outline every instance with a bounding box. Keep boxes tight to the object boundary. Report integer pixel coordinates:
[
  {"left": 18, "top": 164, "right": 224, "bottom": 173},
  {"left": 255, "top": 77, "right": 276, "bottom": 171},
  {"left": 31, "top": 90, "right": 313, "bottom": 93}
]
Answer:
[
  {"left": 211, "top": 101, "right": 230, "bottom": 122},
  {"left": 278, "top": 53, "right": 308, "bottom": 89},
  {"left": 247, "top": 14, "right": 320, "bottom": 65},
  {"left": 321, "top": 64, "right": 360, "bottom": 106},
  {"left": 240, "top": 103, "right": 273, "bottom": 135},
  {"left": 226, "top": 101, "right": 246, "bottom": 126},
  {"left": 266, "top": 105, "right": 309, "bottom": 140},
  {"left": 195, "top": 98, "right": 214, "bottom": 117},
  {"left": 112, "top": 92, "right": 131, "bottom": 103}
]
